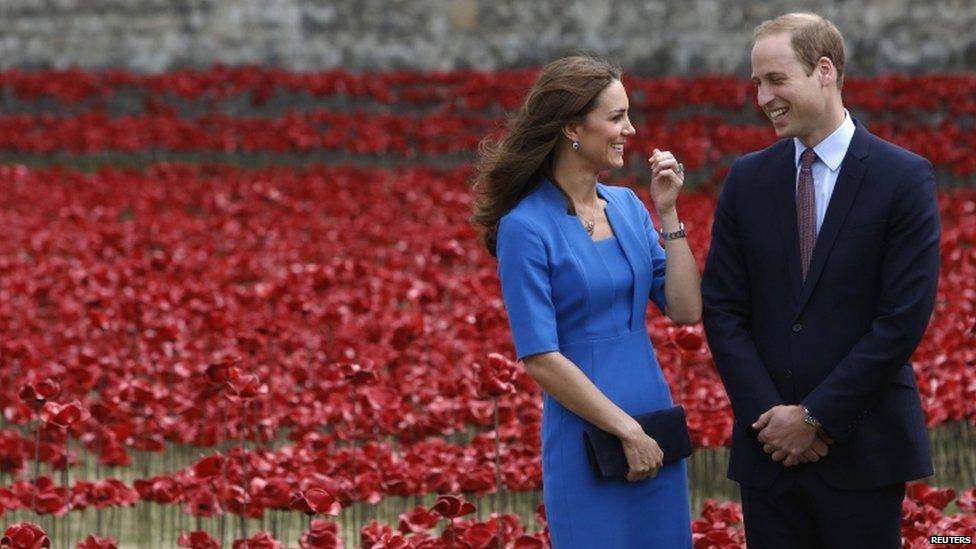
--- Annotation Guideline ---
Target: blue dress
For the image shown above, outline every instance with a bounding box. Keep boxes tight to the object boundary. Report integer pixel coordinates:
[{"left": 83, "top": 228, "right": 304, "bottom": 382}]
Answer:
[{"left": 497, "top": 180, "right": 692, "bottom": 548}]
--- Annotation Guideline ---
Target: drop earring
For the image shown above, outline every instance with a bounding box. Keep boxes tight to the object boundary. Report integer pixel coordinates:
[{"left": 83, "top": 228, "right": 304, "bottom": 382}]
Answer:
[{"left": 572, "top": 140, "right": 580, "bottom": 150}]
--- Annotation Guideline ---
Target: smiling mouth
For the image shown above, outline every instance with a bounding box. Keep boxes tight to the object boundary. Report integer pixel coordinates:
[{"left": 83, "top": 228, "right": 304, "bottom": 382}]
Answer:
[
  {"left": 767, "top": 107, "right": 789, "bottom": 121},
  {"left": 610, "top": 143, "right": 624, "bottom": 153}
]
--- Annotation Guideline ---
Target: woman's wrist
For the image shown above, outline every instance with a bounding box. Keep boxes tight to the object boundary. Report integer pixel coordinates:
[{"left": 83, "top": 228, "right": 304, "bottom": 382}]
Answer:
[
  {"left": 657, "top": 208, "right": 681, "bottom": 232},
  {"left": 612, "top": 417, "right": 645, "bottom": 442}
]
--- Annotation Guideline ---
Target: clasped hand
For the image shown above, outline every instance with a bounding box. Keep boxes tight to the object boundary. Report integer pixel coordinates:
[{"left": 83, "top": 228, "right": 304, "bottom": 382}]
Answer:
[
  {"left": 620, "top": 428, "right": 664, "bottom": 482},
  {"left": 752, "top": 405, "right": 833, "bottom": 466}
]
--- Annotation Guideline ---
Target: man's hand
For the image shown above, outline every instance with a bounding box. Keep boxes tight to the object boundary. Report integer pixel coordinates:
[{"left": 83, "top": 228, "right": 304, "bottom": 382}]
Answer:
[
  {"left": 752, "top": 405, "right": 819, "bottom": 464},
  {"left": 785, "top": 433, "right": 832, "bottom": 466}
]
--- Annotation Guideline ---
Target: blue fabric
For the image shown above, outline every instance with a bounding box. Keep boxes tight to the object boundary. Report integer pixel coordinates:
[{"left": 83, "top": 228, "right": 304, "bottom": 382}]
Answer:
[
  {"left": 497, "top": 180, "right": 691, "bottom": 548},
  {"left": 593, "top": 237, "right": 634, "bottom": 330}
]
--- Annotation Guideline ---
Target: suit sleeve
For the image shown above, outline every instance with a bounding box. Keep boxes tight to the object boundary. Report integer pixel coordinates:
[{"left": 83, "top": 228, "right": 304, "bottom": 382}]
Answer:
[
  {"left": 802, "top": 158, "right": 940, "bottom": 442},
  {"left": 702, "top": 160, "right": 785, "bottom": 428},
  {"left": 497, "top": 215, "right": 561, "bottom": 361},
  {"left": 631, "top": 188, "right": 668, "bottom": 314}
]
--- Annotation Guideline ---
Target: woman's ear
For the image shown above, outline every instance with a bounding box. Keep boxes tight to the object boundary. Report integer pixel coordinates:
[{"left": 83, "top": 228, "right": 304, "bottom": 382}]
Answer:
[{"left": 561, "top": 123, "right": 580, "bottom": 145}]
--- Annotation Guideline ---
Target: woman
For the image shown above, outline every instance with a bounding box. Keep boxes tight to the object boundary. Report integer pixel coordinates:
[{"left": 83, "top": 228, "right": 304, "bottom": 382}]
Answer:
[{"left": 472, "top": 56, "right": 701, "bottom": 547}]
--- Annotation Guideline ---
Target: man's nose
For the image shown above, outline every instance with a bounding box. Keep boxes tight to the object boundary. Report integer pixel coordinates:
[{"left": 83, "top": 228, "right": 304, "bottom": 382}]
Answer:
[{"left": 757, "top": 84, "right": 772, "bottom": 108}]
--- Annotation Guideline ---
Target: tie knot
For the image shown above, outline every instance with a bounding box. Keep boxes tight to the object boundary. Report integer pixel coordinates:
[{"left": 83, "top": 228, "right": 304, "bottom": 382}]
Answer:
[{"left": 801, "top": 148, "right": 818, "bottom": 170}]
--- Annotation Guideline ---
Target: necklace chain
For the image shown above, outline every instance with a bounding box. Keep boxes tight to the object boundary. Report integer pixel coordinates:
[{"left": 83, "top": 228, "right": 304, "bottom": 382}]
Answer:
[{"left": 576, "top": 202, "right": 599, "bottom": 236}]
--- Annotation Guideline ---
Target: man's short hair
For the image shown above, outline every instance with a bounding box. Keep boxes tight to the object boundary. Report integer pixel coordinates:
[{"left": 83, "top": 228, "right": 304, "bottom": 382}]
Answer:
[{"left": 754, "top": 13, "right": 846, "bottom": 89}]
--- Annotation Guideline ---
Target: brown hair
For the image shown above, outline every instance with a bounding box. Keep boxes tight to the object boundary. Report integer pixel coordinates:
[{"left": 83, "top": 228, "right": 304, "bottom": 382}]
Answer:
[
  {"left": 754, "top": 12, "right": 846, "bottom": 89},
  {"left": 471, "top": 55, "right": 621, "bottom": 256}
]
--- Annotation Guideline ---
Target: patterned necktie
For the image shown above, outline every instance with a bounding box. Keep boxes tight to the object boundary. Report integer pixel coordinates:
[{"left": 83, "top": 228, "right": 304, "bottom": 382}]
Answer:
[{"left": 797, "top": 148, "right": 818, "bottom": 281}]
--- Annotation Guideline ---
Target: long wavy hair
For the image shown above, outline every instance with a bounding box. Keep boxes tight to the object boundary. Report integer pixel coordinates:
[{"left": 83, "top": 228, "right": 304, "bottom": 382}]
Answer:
[{"left": 471, "top": 55, "right": 621, "bottom": 256}]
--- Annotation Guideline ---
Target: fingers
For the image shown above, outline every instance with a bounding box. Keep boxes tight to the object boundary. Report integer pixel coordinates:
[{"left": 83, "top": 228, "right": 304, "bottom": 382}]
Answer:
[
  {"left": 818, "top": 431, "right": 835, "bottom": 445},
  {"left": 801, "top": 448, "right": 820, "bottom": 463},
  {"left": 771, "top": 449, "right": 788, "bottom": 462},
  {"left": 752, "top": 409, "right": 773, "bottom": 431},
  {"left": 626, "top": 470, "right": 648, "bottom": 482},
  {"left": 647, "top": 149, "right": 683, "bottom": 180},
  {"left": 811, "top": 438, "right": 829, "bottom": 457},
  {"left": 624, "top": 435, "right": 664, "bottom": 482}
]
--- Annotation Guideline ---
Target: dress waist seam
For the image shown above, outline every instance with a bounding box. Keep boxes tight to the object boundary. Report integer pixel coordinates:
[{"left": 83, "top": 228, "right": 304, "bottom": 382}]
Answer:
[{"left": 559, "top": 327, "right": 648, "bottom": 347}]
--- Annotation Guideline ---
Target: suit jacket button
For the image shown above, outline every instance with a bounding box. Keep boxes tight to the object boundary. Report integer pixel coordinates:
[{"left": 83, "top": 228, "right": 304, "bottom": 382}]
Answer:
[{"left": 791, "top": 323, "right": 803, "bottom": 333}]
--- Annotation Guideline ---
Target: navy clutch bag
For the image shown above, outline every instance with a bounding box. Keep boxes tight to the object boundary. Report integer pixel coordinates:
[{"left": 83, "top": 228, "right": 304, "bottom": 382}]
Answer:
[{"left": 583, "top": 405, "right": 693, "bottom": 478}]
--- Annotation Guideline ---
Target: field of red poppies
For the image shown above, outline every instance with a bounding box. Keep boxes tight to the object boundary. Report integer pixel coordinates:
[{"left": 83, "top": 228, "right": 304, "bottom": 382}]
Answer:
[{"left": 0, "top": 68, "right": 974, "bottom": 548}]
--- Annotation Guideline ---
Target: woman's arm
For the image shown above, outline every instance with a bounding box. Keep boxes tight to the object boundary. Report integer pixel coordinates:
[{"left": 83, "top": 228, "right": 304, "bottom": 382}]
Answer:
[
  {"left": 659, "top": 207, "right": 702, "bottom": 324},
  {"left": 648, "top": 149, "right": 701, "bottom": 325},
  {"left": 524, "top": 351, "right": 663, "bottom": 481}
]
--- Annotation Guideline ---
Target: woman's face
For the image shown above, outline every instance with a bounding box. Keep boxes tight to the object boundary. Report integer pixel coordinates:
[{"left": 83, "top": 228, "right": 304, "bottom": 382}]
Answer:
[{"left": 573, "top": 79, "right": 636, "bottom": 171}]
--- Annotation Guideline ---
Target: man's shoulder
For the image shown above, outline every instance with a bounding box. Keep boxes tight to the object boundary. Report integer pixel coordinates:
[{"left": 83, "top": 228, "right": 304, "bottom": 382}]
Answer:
[
  {"left": 733, "top": 138, "right": 792, "bottom": 172},
  {"left": 863, "top": 131, "right": 930, "bottom": 171}
]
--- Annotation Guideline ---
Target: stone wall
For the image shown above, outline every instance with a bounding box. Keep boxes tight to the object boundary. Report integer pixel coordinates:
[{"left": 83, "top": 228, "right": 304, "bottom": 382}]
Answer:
[{"left": 1, "top": 0, "right": 974, "bottom": 74}]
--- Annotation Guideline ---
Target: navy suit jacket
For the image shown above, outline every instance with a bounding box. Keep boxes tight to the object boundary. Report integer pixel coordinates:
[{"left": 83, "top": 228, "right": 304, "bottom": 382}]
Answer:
[{"left": 702, "top": 121, "right": 939, "bottom": 490}]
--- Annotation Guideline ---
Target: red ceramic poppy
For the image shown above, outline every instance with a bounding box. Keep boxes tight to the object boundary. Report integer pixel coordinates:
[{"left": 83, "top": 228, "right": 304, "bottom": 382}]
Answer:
[
  {"left": 0, "top": 523, "right": 50, "bottom": 549},
  {"left": 17, "top": 380, "right": 61, "bottom": 405},
  {"left": 231, "top": 531, "right": 282, "bottom": 549},
  {"left": 176, "top": 531, "right": 220, "bottom": 549},
  {"left": 397, "top": 505, "right": 441, "bottom": 533},
  {"left": 289, "top": 488, "right": 341, "bottom": 516},
  {"left": 75, "top": 535, "right": 118, "bottom": 549},
  {"left": 431, "top": 494, "right": 476, "bottom": 519},
  {"left": 299, "top": 519, "right": 343, "bottom": 549},
  {"left": 39, "top": 400, "right": 90, "bottom": 430}
]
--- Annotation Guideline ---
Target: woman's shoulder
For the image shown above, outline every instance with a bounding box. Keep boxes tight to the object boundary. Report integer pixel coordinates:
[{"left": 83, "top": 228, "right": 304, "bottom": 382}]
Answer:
[
  {"left": 500, "top": 182, "right": 554, "bottom": 227},
  {"left": 599, "top": 183, "right": 645, "bottom": 212}
]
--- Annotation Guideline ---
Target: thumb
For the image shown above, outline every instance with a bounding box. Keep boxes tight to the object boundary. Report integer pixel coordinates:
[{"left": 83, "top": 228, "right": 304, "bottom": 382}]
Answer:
[{"left": 752, "top": 409, "right": 772, "bottom": 430}]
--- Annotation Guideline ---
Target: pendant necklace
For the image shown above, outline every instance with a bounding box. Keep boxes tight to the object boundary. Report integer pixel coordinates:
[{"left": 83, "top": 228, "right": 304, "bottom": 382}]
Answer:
[{"left": 577, "top": 203, "right": 597, "bottom": 235}]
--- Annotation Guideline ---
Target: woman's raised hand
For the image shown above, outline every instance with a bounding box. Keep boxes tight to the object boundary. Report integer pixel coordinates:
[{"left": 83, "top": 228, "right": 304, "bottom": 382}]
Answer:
[{"left": 647, "top": 148, "right": 685, "bottom": 215}]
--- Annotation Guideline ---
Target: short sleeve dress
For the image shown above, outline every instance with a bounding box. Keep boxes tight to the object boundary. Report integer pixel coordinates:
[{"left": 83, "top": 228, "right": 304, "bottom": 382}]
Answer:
[{"left": 496, "top": 180, "right": 692, "bottom": 548}]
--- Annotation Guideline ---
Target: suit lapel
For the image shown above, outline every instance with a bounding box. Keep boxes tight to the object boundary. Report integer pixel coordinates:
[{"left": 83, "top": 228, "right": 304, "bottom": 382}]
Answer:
[
  {"left": 772, "top": 140, "right": 804, "bottom": 305},
  {"left": 795, "top": 122, "right": 871, "bottom": 315}
]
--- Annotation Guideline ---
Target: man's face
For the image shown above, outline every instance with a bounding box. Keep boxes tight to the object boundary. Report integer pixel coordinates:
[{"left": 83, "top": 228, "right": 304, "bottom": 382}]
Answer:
[{"left": 751, "top": 32, "right": 832, "bottom": 146}]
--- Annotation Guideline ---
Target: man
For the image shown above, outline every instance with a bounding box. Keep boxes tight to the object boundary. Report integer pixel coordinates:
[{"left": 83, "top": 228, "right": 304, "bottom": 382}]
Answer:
[{"left": 702, "top": 12, "right": 939, "bottom": 548}]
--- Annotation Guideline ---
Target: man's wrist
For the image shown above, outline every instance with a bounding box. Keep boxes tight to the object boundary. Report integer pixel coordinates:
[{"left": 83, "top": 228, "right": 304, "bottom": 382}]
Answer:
[{"left": 802, "top": 405, "right": 823, "bottom": 431}]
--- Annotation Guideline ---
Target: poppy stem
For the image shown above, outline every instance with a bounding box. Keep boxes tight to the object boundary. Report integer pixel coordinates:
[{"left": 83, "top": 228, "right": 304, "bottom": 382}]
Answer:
[
  {"left": 63, "top": 434, "right": 70, "bottom": 549},
  {"left": 219, "top": 404, "right": 228, "bottom": 547},
  {"left": 239, "top": 400, "right": 249, "bottom": 542},
  {"left": 351, "top": 383, "right": 360, "bottom": 533},
  {"left": 493, "top": 396, "right": 503, "bottom": 549},
  {"left": 32, "top": 416, "right": 41, "bottom": 512}
]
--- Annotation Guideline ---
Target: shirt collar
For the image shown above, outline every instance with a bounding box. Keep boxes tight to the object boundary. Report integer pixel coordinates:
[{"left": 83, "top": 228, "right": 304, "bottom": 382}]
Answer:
[{"left": 794, "top": 109, "right": 855, "bottom": 171}]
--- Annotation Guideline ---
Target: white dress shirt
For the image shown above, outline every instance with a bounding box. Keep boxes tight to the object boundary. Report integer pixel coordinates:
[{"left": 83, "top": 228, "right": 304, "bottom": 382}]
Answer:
[{"left": 794, "top": 110, "right": 856, "bottom": 233}]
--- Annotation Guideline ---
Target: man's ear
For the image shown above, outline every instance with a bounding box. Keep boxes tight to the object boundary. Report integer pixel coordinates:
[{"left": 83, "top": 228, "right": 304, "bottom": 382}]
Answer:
[{"left": 817, "top": 56, "right": 835, "bottom": 86}]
